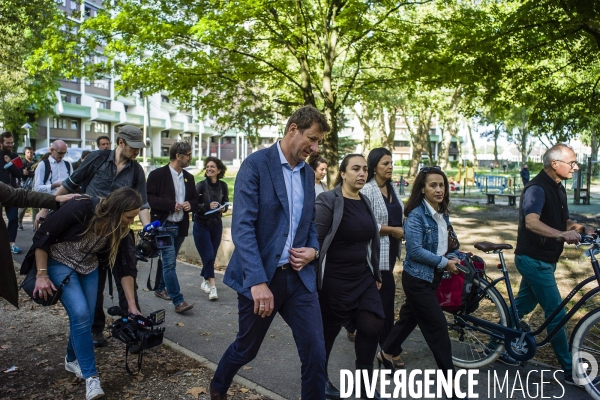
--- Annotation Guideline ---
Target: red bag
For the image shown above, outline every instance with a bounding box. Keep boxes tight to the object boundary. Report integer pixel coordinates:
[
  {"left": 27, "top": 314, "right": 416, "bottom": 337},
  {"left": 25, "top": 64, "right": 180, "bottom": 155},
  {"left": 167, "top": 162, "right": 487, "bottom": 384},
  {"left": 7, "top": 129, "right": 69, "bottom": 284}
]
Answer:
[{"left": 436, "top": 254, "right": 485, "bottom": 313}]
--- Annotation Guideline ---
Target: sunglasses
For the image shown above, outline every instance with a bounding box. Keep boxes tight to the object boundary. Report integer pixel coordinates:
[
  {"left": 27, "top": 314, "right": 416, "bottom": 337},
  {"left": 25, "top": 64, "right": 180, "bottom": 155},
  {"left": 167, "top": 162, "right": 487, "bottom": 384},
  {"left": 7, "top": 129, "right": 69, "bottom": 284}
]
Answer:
[{"left": 420, "top": 166, "right": 441, "bottom": 174}]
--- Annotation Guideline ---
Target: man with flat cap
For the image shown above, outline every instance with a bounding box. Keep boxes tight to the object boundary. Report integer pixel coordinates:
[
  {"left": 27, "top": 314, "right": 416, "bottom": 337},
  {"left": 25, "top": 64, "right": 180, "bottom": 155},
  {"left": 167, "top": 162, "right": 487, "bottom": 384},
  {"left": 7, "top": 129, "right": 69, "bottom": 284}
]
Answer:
[{"left": 37, "top": 125, "right": 152, "bottom": 347}]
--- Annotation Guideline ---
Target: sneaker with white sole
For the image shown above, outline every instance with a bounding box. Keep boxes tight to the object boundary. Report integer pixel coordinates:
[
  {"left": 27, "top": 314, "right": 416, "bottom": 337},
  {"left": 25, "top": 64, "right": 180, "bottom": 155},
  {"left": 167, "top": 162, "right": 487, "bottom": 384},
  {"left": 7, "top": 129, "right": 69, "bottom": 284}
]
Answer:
[
  {"left": 65, "top": 356, "right": 83, "bottom": 378},
  {"left": 201, "top": 280, "right": 211, "bottom": 294},
  {"left": 209, "top": 286, "right": 218, "bottom": 301},
  {"left": 86, "top": 376, "right": 105, "bottom": 400},
  {"left": 10, "top": 244, "right": 21, "bottom": 254}
]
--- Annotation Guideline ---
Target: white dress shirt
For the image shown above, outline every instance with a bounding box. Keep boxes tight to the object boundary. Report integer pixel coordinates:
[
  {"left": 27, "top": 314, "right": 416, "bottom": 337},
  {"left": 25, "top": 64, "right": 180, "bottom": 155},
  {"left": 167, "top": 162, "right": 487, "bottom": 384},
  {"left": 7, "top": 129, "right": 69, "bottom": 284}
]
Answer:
[
  {"left": 33, "top": 156, "right": 71, "bottom": 194},
  {"left": 167, "top": 165, "right": 186, "bottom": 222},
  {"left": 423, "top": 199, "right": 448, "bottom": 256}
]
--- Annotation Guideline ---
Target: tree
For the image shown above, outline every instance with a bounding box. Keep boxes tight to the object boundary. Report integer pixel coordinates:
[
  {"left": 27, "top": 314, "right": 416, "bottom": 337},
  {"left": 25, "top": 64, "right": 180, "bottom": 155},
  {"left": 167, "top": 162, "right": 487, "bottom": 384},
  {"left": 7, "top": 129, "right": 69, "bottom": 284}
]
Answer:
[
  {"left": 41, "top": 0, "right": 423, "bottom": 181},
  {"left": 0, "top": 1, "right": 62, "bottom": 137}
]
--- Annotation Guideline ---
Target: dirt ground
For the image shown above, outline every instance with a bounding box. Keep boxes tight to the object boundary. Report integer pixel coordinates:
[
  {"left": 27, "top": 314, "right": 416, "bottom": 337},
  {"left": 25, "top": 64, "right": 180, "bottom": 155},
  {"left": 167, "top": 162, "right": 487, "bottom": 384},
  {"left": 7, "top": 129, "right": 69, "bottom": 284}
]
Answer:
[
  {"left": 0, "top": 281, "right": 262, "bottom": 400},
  {"left": 1, "top": 202, "right": 597, "bottom": 399}
]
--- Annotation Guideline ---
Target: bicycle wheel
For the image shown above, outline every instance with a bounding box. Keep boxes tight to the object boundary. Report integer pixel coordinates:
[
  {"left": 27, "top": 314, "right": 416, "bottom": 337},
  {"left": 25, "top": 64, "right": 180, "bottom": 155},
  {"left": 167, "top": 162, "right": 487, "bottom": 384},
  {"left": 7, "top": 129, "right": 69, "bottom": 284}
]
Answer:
[
  {"left": 570, "top": 307, "right": 600, "bottom": 400},
  {"left": 445, "top": 277, "right": 510, "bottom": 369}
]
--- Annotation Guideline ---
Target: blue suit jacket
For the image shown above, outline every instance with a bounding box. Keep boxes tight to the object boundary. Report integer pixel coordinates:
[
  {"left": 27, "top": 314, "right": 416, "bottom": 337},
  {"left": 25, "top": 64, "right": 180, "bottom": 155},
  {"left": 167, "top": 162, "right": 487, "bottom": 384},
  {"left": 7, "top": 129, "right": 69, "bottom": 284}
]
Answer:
[{"left": 223, "top": 144, "right": 319, "bottom": 299}]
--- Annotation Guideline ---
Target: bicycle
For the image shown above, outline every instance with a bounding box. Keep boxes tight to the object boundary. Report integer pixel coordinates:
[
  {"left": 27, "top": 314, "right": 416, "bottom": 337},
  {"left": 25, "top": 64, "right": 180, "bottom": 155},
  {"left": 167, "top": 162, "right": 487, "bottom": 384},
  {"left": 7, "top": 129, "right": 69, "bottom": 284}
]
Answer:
[{"left": 444, "top": 230, "right": 600, "bottom": 399}]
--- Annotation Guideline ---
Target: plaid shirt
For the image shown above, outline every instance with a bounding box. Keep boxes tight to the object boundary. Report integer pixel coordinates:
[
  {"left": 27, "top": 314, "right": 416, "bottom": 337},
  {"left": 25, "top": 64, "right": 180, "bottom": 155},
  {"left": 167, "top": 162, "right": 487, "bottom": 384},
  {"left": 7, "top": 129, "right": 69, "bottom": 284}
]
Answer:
[{"left": 360, "top": 179, "right": 403, "bottom": 271}]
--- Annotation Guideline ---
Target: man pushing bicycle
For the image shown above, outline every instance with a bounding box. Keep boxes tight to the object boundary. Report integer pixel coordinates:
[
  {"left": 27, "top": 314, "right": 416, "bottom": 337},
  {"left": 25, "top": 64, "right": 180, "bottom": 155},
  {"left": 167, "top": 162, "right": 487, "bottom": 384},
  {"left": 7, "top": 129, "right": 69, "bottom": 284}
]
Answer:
[{"left": 513, "top": 143, "right": 593, "bottom": 386}]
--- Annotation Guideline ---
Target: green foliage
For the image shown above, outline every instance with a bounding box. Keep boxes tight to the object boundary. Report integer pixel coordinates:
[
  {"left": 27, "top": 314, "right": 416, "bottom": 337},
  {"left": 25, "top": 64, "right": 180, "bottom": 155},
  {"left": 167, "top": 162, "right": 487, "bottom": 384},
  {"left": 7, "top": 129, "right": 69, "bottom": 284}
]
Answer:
[{"left": 0, "top": 1, "right": 63, "bottom": 137}]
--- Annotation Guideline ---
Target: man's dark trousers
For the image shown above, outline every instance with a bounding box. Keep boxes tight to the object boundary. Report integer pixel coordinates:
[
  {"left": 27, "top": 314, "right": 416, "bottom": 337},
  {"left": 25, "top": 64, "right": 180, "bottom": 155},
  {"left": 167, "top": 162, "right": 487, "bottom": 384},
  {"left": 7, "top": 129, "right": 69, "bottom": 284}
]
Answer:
[
  {"left": 2, "top": 206, "right": 18, "bottom": 242},
  {"left": 212, "top": 267, "right": 326, "bottom": 400},
  {"left": 91, "top": 263, "right": 141, "bottom": 334}
]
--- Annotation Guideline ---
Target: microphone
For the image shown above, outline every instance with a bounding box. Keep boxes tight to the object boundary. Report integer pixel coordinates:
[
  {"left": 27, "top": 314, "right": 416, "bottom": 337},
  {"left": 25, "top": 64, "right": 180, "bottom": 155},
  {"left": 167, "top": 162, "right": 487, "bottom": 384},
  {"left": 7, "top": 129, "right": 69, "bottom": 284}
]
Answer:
[
  {"left": 143, "top": 220, "right": 161, "bottom": 232},
  {"left": 107, "top": 306, "right": 127, "bottom": 317}
]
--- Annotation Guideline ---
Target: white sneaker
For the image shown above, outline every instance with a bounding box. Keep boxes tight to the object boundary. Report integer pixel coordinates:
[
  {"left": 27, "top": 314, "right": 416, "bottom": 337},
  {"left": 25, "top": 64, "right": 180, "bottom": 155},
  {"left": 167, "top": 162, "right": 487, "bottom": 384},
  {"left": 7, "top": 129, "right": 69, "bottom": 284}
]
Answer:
[
  {"left": 200, "top": 280, "right": 211, "bottom": 294},
  {"left": 209, "top": 286, "right": 218, "bottom": 301},
  {"left": 64, "top": 355, "right": 83, "bottom": 378},
  {"left": 86, "top": 376, "right": 105, "bottom": 400}
]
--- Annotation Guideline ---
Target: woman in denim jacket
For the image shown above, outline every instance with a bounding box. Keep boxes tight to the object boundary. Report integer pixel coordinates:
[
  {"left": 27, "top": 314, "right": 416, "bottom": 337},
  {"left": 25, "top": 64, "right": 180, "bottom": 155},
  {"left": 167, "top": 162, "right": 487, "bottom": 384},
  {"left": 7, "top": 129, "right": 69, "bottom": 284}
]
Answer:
[{"left": 377, "top": 167, "right": 465, "bottom": 398}]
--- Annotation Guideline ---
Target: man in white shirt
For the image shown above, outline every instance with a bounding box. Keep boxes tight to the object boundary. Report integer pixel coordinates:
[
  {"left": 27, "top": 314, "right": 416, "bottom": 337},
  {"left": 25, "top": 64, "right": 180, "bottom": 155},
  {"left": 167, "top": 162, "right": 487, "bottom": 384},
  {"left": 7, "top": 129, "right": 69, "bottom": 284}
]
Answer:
[
  {"left": 146, "top": 142, "right": 199, "bottom": 313},
  {"left": 33, "top": 140, "right": 72, "bottom": 194}
]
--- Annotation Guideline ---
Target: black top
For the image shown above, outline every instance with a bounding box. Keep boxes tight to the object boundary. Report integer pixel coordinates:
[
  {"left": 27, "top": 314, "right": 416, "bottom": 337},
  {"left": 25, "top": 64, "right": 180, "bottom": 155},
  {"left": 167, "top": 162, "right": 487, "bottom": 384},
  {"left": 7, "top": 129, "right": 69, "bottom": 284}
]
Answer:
[
  {"left": 0, "top": 150, "right": 22, "bottom": 187},
  {"left": 325, "top": 198, "right": 376, "bottom": 278},
  {"left": 194, "top": 178, "right": 229, "bottom": 224},
  {"left": 384, "top": 190, "right": 404, "bottom": 265},
  {"left": 319, "top": 197, "right": 383, "bottom": 323},
  {"left": 515, "top": 169, "right": 569, "bottom": 263}
]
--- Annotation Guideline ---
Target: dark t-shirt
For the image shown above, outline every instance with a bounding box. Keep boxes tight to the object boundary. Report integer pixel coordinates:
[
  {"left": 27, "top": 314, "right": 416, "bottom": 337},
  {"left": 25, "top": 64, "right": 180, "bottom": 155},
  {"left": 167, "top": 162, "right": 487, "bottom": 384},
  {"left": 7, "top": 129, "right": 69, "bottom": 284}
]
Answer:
[
  {"left": 325, "top": 198, "right": 376, "bottom": 278},
  {"left": 522, "top": 185, "right": 570, "bottom": 219}
]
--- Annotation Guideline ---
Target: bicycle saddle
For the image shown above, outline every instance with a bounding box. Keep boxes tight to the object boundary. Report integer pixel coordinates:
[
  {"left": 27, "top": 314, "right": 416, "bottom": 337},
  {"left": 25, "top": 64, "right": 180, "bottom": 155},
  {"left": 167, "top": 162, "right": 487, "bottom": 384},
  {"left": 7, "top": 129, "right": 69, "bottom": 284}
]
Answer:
[{"left": 474, "top": 242, "right": 513, "bottom": 252}]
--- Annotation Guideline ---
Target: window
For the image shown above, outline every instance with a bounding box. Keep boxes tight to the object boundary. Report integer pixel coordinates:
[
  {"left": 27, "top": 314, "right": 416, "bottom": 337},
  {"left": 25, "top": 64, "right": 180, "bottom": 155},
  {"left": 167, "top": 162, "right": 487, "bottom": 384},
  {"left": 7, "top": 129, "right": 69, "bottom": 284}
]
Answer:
[
  {"left": 394, "top": 140, "right": 410, "bottom": 147},
  {"left": 261, "top": 138, "right": 273, "bottom": 145},
  {"left": 161, "top": 130, "right": 170, "bottom": 138},
  {"left": 90, "top": 79, "right": 109, "bottom": 89},
  {"left": 96, "top": 122, "right": 110, "bottom": 134},
  {"left": 187, "top": 115, "right": 193, "bottom": 123},
  {"left": 95, "top": 100, "right": 109, "bottom": 109},
  {"left": 70, "top": 0, "right": 77, "bottom": 10},
  {"left": 52, "top": 118, "right": 67, "bottom": 130},
  {"left": 429, "top": 128, "right": 437, "bottom": 135},
  {"left": 70, "top": 120, "right": 79, "bottom": 130},
  {"left": 60, "top": 93, "right": 80, "bottom": 104},
  {"left": 161, "top": 95, "right": 170, "bottom": 103}
]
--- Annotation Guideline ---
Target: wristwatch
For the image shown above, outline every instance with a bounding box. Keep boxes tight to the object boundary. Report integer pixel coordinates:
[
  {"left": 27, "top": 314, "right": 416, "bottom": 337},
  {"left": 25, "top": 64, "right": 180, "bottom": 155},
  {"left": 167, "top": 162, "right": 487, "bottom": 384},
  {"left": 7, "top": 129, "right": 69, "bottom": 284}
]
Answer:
[{"left": 313, "top": 248, "right": 320, "bottom": 260}]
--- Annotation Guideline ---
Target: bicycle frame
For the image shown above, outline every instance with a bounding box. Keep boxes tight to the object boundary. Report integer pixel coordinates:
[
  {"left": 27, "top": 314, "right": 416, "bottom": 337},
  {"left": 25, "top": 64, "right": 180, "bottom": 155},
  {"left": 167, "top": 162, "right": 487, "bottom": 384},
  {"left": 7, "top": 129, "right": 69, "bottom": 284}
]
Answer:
[{"left": 456, "top": 243, "right": 600, "bottom": 361}]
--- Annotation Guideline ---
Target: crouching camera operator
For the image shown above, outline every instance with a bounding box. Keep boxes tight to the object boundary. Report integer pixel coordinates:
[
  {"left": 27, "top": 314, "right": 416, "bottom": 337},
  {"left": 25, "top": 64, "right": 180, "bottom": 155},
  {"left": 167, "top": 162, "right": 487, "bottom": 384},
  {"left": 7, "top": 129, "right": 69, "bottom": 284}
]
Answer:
[{"left": 22, "top": 187, "right": 143, "bottom": 400}]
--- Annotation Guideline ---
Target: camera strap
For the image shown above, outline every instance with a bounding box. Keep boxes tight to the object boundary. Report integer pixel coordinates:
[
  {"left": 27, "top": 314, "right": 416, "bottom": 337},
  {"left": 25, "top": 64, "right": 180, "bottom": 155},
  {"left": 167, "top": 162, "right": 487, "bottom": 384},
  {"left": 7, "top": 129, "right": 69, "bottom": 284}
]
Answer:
[
  {"left": 146, "top": 255, "right": 163, "bottom": 292},
  {"left": 124, "top": 345, "right": 144, "bottom": 375}
]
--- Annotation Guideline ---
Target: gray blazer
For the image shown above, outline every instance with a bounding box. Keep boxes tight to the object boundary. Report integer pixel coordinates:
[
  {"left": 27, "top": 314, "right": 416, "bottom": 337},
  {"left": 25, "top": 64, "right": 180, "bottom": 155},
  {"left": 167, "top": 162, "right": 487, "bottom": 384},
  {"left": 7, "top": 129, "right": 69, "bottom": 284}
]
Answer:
[{"left": 314, "top": 185, "right": 381, "bottom": 290}]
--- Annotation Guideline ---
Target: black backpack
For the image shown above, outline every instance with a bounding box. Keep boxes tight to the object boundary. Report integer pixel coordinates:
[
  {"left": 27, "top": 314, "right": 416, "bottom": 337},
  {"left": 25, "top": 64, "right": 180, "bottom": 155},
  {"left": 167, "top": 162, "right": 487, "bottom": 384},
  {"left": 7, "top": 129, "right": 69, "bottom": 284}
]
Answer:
[{"left": 42, "top": 158, "right": 72, "bottom": 185}]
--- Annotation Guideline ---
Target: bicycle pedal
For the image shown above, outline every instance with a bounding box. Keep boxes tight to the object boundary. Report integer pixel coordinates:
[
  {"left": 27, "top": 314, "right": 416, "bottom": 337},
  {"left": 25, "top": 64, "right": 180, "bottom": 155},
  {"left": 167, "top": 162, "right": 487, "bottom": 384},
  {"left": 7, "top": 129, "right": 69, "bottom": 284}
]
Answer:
[{"left": 519, "top": 321, "right": 531, "bottom": 332}]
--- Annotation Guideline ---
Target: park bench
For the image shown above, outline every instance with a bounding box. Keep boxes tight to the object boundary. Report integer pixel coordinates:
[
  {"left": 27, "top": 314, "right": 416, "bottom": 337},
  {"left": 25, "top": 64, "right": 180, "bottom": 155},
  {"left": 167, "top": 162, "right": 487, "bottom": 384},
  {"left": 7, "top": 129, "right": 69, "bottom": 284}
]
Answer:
[
  {"left": 486, "top": 193, "right": 518, "bottom": 206},
  {"left": 474, "top": 174, "right": 507, "bottom": 193}
]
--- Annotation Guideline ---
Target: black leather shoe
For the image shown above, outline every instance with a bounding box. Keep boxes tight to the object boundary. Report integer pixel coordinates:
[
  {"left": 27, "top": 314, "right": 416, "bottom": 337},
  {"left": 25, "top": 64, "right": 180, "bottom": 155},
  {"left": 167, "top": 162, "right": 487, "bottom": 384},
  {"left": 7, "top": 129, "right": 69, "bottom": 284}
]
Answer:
[
  {"left": 92, "top": 332, "right": 107, "bottom": 348},
  {"left": 325, "top": 379, "right": 341, "bottom": 399}
]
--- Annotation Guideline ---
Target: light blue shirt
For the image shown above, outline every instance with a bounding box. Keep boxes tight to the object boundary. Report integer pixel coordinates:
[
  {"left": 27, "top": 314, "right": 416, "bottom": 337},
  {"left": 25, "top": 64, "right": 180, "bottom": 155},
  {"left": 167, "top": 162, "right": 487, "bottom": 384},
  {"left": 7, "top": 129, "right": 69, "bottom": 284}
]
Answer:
[{"left": 276, "top": 141, "right": 305, "bottom": 266}]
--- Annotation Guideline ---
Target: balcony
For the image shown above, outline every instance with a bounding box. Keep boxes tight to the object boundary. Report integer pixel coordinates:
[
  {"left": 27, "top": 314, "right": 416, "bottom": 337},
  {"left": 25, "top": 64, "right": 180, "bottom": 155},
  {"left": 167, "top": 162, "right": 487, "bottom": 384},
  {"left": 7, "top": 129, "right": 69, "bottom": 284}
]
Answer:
[
  {"left": 125, "top": 113, "right": 144, "bottom": 126},
  {"left": 97, "top": 108, "right": 121, "bottom": 122},
  {"left": 161, "top": 102, "right": 179, "bottom": 114},
  {"left": 62, "top": 103, "right": 91, "bottom": 119}
]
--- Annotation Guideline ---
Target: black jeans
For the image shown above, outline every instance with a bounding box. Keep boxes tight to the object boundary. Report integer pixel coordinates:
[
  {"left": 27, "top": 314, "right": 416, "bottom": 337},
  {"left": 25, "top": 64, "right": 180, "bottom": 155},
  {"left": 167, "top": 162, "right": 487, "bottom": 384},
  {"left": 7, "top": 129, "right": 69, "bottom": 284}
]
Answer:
[{"left": 382, "top": 271, "right": 455, "bottom": 375}]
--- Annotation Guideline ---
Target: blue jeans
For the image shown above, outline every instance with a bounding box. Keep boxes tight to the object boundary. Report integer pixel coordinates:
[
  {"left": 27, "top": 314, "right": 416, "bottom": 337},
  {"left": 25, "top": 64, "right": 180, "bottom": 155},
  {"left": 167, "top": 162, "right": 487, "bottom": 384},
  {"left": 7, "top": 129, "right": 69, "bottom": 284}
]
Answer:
[
  {"left": 193, "top": 220, "right": 223, "bottom": 279},
  {"left": 2, "top": 205, "right": 18, "bottom": 241},
  {"left": 514, "top": 254, "right": 572, "bottom": 373},
  {"left": 213, "top": 268, "right": 326, "bottom": 399},
  {"left": 156, "top": 222, "right": 186, "bottom": 306},
  {"left": 47, "top": 258, "right": 99, "bottom": 379}
]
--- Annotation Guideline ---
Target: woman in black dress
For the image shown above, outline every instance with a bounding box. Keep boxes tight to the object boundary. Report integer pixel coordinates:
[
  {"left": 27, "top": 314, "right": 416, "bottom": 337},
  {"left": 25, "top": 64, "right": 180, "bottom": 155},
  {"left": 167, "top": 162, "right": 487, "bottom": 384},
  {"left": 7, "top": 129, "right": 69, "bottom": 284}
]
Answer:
[{"left": 315, "top": 154, "right": 384, "bottom": 400}]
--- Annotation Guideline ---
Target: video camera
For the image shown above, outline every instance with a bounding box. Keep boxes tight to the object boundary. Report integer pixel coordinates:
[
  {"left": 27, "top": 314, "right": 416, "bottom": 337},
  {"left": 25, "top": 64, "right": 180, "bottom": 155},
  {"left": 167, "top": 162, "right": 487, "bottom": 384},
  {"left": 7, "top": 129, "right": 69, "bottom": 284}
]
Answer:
[
  {"left": 135, "top": 222, "right": 177, "bottom": 261},
  {"left": 108, "top": 306, "right": 166, "bottom": 374}
]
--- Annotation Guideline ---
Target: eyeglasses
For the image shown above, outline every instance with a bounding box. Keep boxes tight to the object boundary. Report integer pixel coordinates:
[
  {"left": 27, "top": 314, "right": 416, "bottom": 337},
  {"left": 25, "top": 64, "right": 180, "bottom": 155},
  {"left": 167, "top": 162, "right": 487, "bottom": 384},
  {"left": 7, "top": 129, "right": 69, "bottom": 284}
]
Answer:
[
  {"left": 554, "top": 160, "right": 578, "bottom": 169},
  {"left": 420, "top": 166, "right": 441, "bottom": 174}
]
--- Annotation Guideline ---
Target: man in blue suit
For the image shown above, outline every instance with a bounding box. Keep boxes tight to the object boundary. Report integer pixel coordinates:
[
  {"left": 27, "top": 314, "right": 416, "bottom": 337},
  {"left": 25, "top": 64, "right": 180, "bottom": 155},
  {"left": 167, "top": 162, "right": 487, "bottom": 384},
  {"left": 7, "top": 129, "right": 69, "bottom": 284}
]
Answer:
[{"left": 210, "top": 106, "right": 330, "bottom": 400}]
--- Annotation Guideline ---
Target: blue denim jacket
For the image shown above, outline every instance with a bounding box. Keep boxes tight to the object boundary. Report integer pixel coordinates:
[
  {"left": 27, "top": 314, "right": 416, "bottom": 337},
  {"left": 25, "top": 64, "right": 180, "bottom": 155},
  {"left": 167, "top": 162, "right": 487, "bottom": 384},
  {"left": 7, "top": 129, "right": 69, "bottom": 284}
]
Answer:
[{"left": 403, "top": 201, "right": 451, "bottom": 283}]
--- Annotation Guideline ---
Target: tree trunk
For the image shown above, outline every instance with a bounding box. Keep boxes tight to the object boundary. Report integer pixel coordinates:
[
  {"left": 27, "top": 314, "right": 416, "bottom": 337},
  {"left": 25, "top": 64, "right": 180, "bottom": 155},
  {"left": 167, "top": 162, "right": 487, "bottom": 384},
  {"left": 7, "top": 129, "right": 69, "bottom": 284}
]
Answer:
[
  {"left": 591, "top": 129, "right": 599, "bottom": 162},
  {"left": 354, "top": 103, "right": 372, "bottom": 156},
  {"left": 386, "top": 108, "right": 397, "bottom": 151},
  {"left": 468, "top": 120, "right": 479, "bottom": 167},
  {"left": 322, "top": 105, "right": 339, "bottom": 185},
  {"left": 493, "top": 123, "right": 500, "bottom": 166}
]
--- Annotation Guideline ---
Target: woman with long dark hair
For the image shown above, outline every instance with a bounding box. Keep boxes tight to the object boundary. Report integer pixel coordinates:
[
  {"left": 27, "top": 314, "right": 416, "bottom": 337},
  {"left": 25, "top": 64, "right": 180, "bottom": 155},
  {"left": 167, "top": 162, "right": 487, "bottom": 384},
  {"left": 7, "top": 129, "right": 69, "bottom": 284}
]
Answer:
[
  {"left": 377, "top": 166, "right": 464, "bottom": 398},
  {"left": 31, "top": 187, "right": 143, "bottom": 400},
  {"left": 360, "top": 147, "right": 404, "bottom": 366},
  {"left": 315, "top": 154, "right": 384, "bottom": 399},
  {"left": 193, "top": 156, "right": 229, "bottom": 301}
]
